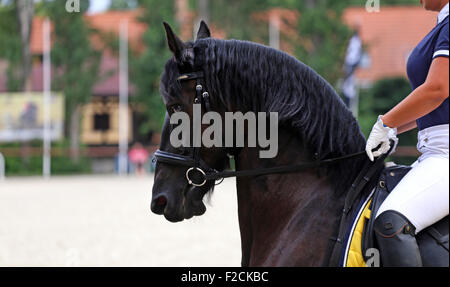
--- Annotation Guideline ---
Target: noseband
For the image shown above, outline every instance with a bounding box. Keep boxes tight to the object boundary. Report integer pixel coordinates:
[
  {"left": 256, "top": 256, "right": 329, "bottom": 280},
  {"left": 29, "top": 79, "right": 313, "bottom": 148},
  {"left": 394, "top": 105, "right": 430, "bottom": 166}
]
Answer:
[
  {"left": 154, "top": 70, "right": 369, "bottom": 187},
  {"left": 154, "top": 149, "right": 217, "bottom": 187}
]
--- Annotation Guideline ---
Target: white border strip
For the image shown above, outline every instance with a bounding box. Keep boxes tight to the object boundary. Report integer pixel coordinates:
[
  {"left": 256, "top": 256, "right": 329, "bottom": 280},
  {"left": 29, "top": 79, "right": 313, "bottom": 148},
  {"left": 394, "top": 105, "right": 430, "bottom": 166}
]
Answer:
[
  {"left": 342, "top": 187, "right": 376, "bottom": 267},
  {"left": 0, "top": 152, "right": 4, "bottom": 181},
  {"left": 433, "top": 50, "right": 449, "bottom": 58}
]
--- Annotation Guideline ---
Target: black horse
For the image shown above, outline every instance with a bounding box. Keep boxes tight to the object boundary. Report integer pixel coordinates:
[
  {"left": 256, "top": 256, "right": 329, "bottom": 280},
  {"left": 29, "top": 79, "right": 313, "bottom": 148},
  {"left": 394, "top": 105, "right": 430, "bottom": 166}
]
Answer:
[
  {"left": 151, "top": 22, "right": 448, "bottom": 266},
  {"left": 151, "top": 21, "right": 369, "bottom": 266}
]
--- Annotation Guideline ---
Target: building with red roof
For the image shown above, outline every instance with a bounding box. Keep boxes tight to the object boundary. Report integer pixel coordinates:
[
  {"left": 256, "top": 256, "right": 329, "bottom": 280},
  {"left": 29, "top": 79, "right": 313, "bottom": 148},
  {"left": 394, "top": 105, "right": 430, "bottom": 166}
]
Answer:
[
  {"left": 342, "top": 6, "right": 438, "bottom": 85},
  {"left": 0, "top": 11, "right": 147, "bottom": 145}
]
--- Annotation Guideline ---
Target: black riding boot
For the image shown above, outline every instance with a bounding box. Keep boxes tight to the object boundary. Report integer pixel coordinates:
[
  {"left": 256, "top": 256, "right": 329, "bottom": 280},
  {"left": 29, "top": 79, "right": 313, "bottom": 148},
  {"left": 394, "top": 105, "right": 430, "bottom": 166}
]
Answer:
[{"left": 374, "top": 210, "right": 423, "bottom": 267}]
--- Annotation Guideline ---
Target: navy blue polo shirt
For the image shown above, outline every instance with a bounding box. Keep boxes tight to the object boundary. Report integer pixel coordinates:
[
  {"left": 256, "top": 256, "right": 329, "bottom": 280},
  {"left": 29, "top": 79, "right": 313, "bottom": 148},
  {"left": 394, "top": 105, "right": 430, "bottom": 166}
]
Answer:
[{"left": 406, "top": 15, "right": 449, "bottom": 130}]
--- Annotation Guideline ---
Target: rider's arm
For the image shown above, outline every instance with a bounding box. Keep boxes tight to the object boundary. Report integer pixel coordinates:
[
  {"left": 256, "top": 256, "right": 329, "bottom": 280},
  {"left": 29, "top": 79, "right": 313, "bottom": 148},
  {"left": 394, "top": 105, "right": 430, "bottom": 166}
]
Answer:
[{"left": 381, "top": 57, "right": 449, "bottom": 128}]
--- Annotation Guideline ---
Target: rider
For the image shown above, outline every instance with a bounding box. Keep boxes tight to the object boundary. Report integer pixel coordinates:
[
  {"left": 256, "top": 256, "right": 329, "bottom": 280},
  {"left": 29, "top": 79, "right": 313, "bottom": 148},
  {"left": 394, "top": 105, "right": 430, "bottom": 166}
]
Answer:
[{"left": 365, "top": 0, "right": 449, "bottom": 266}]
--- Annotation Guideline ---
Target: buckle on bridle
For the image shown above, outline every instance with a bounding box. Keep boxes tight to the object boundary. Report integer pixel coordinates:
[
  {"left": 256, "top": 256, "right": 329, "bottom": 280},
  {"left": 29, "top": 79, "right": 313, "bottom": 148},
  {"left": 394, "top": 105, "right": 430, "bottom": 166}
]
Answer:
[{"left": 186, "top": 167, "right": 207, "bottom": 187}]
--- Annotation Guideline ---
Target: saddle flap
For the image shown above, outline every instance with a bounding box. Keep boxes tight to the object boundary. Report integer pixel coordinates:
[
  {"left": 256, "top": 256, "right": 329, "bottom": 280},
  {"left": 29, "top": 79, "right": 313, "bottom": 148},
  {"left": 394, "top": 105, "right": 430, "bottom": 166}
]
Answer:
[
  {"left": 361, "top": 164, "right": 412, "bottom": 260},
  {"left": 417, "top": 216, "right": 449, "bottom": 266}
]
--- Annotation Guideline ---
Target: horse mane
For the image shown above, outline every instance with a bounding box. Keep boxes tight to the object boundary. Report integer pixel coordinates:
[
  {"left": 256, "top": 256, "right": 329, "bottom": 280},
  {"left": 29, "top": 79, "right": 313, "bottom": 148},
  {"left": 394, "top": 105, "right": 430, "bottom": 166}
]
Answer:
[{"left": 161, "top": 38, "right": 367, "bottom": 194}]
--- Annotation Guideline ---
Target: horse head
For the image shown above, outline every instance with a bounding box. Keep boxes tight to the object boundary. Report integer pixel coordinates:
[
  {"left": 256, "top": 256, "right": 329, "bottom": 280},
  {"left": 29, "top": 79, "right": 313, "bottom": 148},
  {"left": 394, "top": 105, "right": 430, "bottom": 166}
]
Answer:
[
  {"left": 151, "top": 20, "right": 367, "bottom": 225},
  {"left": 151, "top": 22, "right": 231, "bottom": 222}
]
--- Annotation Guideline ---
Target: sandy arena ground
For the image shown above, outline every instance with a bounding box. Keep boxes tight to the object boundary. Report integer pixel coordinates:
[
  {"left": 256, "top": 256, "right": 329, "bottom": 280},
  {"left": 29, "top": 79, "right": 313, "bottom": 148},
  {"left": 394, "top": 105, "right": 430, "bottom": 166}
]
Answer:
[{"left": 0, "top": 176, "right": 241, "bottom": 267}]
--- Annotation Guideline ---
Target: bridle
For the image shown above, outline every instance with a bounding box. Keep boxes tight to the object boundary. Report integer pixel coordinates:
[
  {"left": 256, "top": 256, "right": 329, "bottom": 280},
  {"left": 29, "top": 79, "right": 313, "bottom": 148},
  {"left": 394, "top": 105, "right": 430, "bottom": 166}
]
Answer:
[
  {"left": 154, "top": 70, "right": 218, "bottom": 187},
  {"left": 154, "top": 69, "right": 368, "bottom": 187}
]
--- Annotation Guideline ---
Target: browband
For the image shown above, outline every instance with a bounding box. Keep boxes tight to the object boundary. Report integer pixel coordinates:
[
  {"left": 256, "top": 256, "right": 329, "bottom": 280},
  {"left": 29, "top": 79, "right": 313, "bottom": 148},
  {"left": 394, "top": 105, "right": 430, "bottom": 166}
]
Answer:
[
  {"left": 154, "top": 150, "right": 195, "bottom": 167},
  {"left": 177, "top": 71, "right": 204, "bottom": 81}
]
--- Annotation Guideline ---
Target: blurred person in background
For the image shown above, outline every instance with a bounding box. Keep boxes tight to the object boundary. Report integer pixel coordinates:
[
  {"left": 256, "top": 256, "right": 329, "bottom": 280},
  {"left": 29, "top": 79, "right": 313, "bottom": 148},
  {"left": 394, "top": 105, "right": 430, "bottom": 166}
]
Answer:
[
  {"left": 128, "top": 142, "right": 150, "bottom": 176},
  {"left": 365, "top": 0, "right": 449, "bottom": 266},
  {"left": 342, "top": 27, "right": 363, "bottom": 108}
]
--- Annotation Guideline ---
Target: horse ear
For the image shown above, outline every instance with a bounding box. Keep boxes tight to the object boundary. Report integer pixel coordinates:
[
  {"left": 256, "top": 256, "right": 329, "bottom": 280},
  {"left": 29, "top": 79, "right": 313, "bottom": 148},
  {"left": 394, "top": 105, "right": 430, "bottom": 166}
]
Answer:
[
  {"left": 196, "top": 20, "right": 211, "bottom": 40},
  {"left": 163, "top": 22, "right": 185, "bottom": 58}
]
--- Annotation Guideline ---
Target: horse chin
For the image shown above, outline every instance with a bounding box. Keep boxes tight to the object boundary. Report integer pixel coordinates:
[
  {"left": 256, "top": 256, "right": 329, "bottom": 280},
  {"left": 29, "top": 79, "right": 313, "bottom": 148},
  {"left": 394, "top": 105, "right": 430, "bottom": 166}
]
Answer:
[
  {"left": 183, "top": 186, "right": 209, "bottom": 219},
  {"left": 164, "top": 211, "right": 185, "bottom": 223},
  {"left": 161, "top": 184, "right": 210, "bottom": 222},
  {"left": 183, "top": 202, "right": 206, "bottom": 220}
]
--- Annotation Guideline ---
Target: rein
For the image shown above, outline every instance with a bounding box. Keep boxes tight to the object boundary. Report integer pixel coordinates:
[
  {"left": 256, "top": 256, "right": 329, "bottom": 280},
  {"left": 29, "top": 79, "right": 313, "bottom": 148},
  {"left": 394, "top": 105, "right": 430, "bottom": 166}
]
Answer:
[
  {"left": 155, "top": 149, "right": 367, "bottom": 185},
  {"left": 204, "top": 150, "right": 367, "bottom": 181}
]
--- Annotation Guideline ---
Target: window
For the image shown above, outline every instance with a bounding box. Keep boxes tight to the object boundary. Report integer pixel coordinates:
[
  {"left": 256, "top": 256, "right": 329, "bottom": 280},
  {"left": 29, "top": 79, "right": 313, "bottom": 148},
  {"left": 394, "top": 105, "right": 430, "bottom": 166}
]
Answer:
[{"left": 94, "top": 113, "right": 110, "bottom": 131}]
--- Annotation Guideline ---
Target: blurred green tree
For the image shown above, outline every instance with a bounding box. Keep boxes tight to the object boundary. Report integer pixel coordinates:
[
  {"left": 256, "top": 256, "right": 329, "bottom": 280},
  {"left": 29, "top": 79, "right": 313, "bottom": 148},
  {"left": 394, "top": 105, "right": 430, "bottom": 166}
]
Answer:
[
  {"left": 130, "top": 0, "right": 175, "bottom": 141},
  {"left": 201, "top": 1, "right": 350, "bottom": 85},
  {"left": 0, "top": 2, "right": 22, "bottom": 91},
  {"left": 44, "top": 0, "right": 100, "bottom": 163},
  {"left": 109, "top": 0, "right": 138, "bottom": 10},
  {"left": 294, "top": 1, "right": 352, "bottom": 86},
  {"left": 0, "top": 0, "right": 35, "bottom": 166},
  {"left": 205, "top": 0, "right": 297, "bottom": 41},
  {"left": 0, "top": 0, "right": 39, "bottom": 91},
  {"left": 368, "top": 0, "right": 419, "bottom": 5},
  {"left": 358, "top": 77, "right": 417, "bottom": 146},
  {"left": 16, "top": 0, "right": 34, "bottom": 92},
  {"left": 205, "top": 0, "right": 419, "bottom": 84}
]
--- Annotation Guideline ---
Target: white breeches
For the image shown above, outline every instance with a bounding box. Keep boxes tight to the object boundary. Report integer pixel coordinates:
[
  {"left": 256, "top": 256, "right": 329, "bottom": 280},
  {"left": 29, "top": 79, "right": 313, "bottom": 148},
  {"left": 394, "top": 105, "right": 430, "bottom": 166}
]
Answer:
[{"left": 376, "top": 124, "right": 449, "bottom": 234}]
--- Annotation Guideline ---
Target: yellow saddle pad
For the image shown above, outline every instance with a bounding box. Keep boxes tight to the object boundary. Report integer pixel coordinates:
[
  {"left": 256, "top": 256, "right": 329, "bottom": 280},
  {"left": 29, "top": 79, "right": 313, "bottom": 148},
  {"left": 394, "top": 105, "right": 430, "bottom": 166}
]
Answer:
[{"left": 343, "top": 195, "right": 373, "bottom": 267}]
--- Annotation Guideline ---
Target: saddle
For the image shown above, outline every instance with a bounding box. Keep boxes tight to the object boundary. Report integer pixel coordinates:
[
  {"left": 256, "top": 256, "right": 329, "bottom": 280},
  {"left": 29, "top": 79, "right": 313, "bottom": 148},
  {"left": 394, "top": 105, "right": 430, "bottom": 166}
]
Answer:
[{"left": 328, "top": 162, "right": 449, "bottom": 267}]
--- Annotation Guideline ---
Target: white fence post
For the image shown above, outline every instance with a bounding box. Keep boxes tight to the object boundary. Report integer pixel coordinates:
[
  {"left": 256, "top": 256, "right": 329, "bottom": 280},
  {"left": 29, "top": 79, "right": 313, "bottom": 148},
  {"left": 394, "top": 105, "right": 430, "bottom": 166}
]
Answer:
[
  {"left": 118, "top": 20, "right": 129, "bottom": 176},
  {"left": 0, "top": 152, "right": 5, "bottom": 181},
  {"left": 269, "top": 12, "right": 280, "bottom": 50},
  {"left": 43, "top": 18, "right": 52, "bottom": 179}
]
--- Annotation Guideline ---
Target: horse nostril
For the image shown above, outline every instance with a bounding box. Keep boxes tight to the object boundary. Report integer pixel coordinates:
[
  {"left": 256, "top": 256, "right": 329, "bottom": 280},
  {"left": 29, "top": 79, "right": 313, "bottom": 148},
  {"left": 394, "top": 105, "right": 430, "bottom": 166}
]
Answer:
[
  {"left": 151, "top": 195, "right": 168, "bottom": 215},
  {"left": 157, "top": 196, "right": 167, "bottom": 206}
]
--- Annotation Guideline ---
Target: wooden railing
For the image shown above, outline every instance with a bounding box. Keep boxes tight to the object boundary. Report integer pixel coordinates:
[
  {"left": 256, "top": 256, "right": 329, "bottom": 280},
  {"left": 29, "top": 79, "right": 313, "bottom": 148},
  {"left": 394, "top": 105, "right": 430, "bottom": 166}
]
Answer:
[{"left": 0, "top": 146, "right": 160, "bottom": 158}]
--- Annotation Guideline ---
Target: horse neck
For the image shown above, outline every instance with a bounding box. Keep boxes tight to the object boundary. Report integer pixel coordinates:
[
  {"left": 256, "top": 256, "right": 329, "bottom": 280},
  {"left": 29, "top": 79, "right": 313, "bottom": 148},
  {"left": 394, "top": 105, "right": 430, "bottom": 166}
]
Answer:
[
  {"left": 234, "top": 128, "right": 344, "bottom": 266},
  {"left": 208, "top": 43, "right": 365, "bottom": 265}
]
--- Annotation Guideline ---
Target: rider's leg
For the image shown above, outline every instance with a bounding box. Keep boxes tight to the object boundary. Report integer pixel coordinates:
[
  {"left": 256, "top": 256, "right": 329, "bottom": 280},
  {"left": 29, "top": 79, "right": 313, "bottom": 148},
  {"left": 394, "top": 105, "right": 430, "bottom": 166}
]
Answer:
[
  {"left": 376, "top": 156, "right": 449, "bottom": 233},
  {"left": 374, "top": 210, "right": 422, "bottom": 267},
  {"left": 374, "top": 156, "right": 449, "bottom": 266}
]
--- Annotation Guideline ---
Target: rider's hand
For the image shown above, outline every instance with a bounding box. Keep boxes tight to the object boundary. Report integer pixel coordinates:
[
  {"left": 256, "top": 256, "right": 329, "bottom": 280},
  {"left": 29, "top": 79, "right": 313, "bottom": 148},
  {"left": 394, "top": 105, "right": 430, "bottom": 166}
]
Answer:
[{"left": 365, "top": 115, "right": 398, "bottom": 161}]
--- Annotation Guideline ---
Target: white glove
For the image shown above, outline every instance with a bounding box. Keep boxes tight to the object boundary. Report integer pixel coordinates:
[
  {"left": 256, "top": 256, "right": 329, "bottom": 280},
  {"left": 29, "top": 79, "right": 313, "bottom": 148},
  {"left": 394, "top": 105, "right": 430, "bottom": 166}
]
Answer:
[{"left": 365, "top": 115, "right": 398, "bottom": 161}]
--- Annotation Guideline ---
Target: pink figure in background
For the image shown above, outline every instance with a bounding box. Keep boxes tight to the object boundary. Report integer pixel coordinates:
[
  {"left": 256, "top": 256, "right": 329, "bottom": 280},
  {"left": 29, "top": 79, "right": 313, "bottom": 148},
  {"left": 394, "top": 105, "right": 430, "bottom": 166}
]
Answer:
[{"left": 128, "top": 142, "right": 149, "bottom": 176}]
